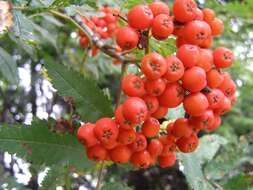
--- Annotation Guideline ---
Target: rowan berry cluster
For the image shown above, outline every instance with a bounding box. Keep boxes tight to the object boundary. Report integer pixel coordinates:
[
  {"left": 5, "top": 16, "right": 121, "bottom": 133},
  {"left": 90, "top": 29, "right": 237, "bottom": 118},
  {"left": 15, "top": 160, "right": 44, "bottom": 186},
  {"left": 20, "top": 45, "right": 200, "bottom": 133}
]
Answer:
[
  {"left": 79, "top": 6, "right": 120, "bottom": 56},
  {"left": 77, "top": 0, "right": 236, "bottom": 169}
]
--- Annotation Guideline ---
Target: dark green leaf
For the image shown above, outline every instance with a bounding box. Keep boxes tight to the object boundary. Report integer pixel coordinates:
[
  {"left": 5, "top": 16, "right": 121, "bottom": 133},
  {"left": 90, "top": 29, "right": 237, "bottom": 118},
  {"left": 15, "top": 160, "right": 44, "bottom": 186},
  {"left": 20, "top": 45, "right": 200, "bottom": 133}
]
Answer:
[
  {"left": 223, "top": 174, "right": 253, "bottom": 190},
  {"left": 0, "top": 47, "right": 19, "bottom": 84},
  {"left": 45, "top": 61, "right": 113, "bottom": 122},
  {"left": 0, "top": 119, "right": 94, "bottom": 168},
  {"left": 101, "top": 182, "right": 132, "bottom": 190}
]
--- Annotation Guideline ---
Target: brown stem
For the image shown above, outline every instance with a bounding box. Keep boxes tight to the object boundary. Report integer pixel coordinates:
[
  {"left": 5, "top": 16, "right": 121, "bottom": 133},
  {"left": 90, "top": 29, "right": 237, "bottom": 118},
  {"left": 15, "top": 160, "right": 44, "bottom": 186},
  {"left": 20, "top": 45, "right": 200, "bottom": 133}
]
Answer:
[
  {"left": 145, "top": 29, "right": 150, "bottom": 54},
  {"left": 113, "top": 13, "right": 128, "bottom": 23}
]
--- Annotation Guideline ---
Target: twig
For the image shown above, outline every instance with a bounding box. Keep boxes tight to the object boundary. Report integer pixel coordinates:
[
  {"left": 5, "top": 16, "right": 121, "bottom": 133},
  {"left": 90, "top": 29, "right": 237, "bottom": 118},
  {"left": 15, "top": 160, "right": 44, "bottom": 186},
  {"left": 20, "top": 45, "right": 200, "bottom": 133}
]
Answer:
[
  {"left": 115, "top": 62, "right": 128, "bottom": 108},
  {"left": 95, "top": 161, "right": 105, "bottom": 190},
  {"left": 72, "top": 13, "right": 137, "bottom": 63}
]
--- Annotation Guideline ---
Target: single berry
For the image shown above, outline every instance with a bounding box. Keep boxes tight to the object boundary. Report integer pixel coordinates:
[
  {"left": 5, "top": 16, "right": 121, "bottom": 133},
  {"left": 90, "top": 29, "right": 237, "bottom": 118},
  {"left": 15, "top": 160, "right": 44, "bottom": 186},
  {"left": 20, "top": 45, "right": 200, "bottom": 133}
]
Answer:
[
  {"left": 164, "top": 56, "right": 185, "bottom": 82},
  {"left": 149, "top": 2, "right": 170, "bottom": 16},
  {"left": 159, "top": 83, "right": 185, "bottom": 108},
  {"left": 172, "top": 118, "right": 193, "bottom": 138},
  {"left": 173, "top": 0, "right": 197, "bottom": 23},
  {"left": 158, "top": 153, "right": 176, "bottom": 168},
  {"left": 116, "top": 26, "right": 139, "bottom": 50},
  {"left": 131, "top": 150, "right": 151, "bottom": 168},
  {"left": 176, "top": 133, "right": 199, "bottom": 153},
  {"left": 206, "top": 69, "right": 224, "bottom": 88},
  {"left": 151, "top": 14, "right": 174, "bottom": 40},
  {"left": 183, "top": 92, "right": 209, "bottom": 116},
  {"left": 145, "top": 78, "right": 166, "bottom": 96},
  {"left": 141, "top": 117, "right": 160, "bottom": 138},
  {"left": 142, "top": 95, "right": 159, "bottom": 114},
  {"left": 122, "top": 97, "right": 148, "bottom": 124},
  {"left": 110, "top": 145, "right": 132, "bottom": 163},
  {"left": 115, "top": 105, "right": 135, "bottom": 129},
  {"left": 210, "top": 18, "right": 224, "bottom": 36},
  {"left": 205, "top": 88, "right": 225, "bottom": 109},
  {"left": 147, "top": 139, "right": 163, "bottom": 157},
  {"left": 94, "top": 118, "right": 119, "bottom": 144},
  {"left": 130, "top": 133, "right": 147, "bottom": 152},
  {"left": 176, "top": 44, "right": 200, "bottom": 68},
  {"left": 77, "top": 123, "right": 98, "bottom": 147},
  {"left": 184, "top": 20, "right": 212, "bottom": 45},
  {"left": 141, "top": 52, "right": 168, "bottom": 80},
  {"left": 182, "top": 66, "right": 207, "bottom": 93},
  {"left": 122, "top": 74, "right": 145, "bottom": 97},
  {"left": 128, "top": 5, "right": 154, "bottom": 30},
  {"left": 197, "top": 48, "right": 213, "bottom": 72},
  {"left": 87, "top": 145, "right": 107, "bottom": 161},
  {"left": 117, "top": 128, "right": 136, "bottom": 145},
  {"left": 213, "top": 47, "right": 234, "bottom": 68}
]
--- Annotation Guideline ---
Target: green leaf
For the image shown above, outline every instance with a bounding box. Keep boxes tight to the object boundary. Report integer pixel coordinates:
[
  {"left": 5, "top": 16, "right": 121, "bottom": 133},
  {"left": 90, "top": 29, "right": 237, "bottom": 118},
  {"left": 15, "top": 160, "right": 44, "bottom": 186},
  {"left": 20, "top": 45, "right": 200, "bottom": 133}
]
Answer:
[
  {"left": 177, "top": 135, "right": 227, "bottom": 190},
  {"left": 12, "top": 11, "right": 38, "bottom": 43},
  {"left": 45, "top": 61, "right": 113, "bottom": 122},
  {"left": 0, "top": 47, "right": 19, "bottom": 84},
  {"left": 40, "top": 166, "right": 65, "bottom": 190},
  {"left": 101, "top": 182, "right": 132, "bottom": 190},
  {"left": 123, "top": 0, "right": 152, "bottom": 9},
  {"left": 223, "top": 174, "right": 253, "bottom": 190},
  {"left": 150, "top": 37, "right": 176, "bottom": 57},
  {"left": 0, "top": 119, "right": 94, "bottom": 169}
]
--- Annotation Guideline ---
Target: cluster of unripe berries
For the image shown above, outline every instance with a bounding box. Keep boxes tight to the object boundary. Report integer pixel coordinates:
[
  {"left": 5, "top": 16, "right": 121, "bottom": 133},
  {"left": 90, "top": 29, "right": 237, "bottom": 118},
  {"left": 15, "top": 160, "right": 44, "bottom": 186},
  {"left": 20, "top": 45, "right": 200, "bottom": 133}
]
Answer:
[{"left": 77, "top": 0, "right": 236, "bottom": 169}]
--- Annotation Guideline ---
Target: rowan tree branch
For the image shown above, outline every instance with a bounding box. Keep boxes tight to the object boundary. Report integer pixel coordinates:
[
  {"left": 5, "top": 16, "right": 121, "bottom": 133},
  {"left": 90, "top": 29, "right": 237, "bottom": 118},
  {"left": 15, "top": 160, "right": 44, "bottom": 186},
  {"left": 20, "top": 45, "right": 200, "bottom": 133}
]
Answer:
[{"left": 72, "top": 13, "right": 138, "bottom": 63}]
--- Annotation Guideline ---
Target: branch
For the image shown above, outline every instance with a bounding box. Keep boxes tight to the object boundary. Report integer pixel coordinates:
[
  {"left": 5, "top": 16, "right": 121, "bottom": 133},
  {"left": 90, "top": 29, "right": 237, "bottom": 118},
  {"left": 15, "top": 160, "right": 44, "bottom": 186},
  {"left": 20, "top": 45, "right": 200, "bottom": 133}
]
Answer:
[{"left": 72, "top": 13, "right": 138, "bottom": 63}]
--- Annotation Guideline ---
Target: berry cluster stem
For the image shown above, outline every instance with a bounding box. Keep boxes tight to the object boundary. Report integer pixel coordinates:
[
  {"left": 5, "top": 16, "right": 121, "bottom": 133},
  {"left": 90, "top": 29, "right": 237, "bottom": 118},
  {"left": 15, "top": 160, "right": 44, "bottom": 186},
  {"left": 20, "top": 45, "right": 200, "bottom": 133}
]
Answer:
[{"left": 95, "top": 161, "right": 105, "bottom": 190}]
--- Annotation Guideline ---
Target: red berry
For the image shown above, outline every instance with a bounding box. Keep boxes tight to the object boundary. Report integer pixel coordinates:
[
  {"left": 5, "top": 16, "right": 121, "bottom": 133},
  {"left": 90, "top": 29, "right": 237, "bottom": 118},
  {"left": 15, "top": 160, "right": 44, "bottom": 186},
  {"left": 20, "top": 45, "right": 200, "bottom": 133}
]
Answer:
[
  {"left": 147, "top": 139, "right": 163, "bottom": 157},
  {"left": 203, "top": 8, "right": 215, "bottom": 23},
  {"left": 184, "top": 20, "right": 212, "bottom": 45},
  {"left": 151, "top": 106, "right": 169, "bottom": 119},
  {"left": 110, "top": 145, "right": 132, "bottom": 163},
  {"left": 103, "top": 140, "right": 118, "bottom": 150},
  {"left": 195, "top": 8, "right": 204, "bottom": 20},
  {"left": 172, "top": 118, "right": 193, "bottom": 138},
  {"left": 176, "top": 133, "right": 199, "bottom": 153},
  {"left": 94, "top": 118, "right": 119, "bottom": 144},
  {"left": 128, "top": 5, "right": 154, "bottom": 30},
  {"left": 164, "top": 56, "right": 184, "bottom": 82},
  {"left": 131, "top": 150, "right": 151, "bottom": 168},
  {"left": 189, "top": 109, "right": 215, "bottom": 131},
  {"left": 79, "top": 37, "right": 89, "bottom": 47},
  {"left": 173, "top": 0, "right": 197, "bottom": 23},
  {"left": 142, "top": 95, "right": 159, "bottom": 114},
  {"left": 210, "top": 18, "right": 224, "bottom": 36},
  {"left": 158, "top": 153, "right": 176, "bottom": 168},
  {"left": 213, "top": 47, "right": 234, "bottom": 68},
  {"left": 182, "top": 66, "right": 207, "bottom": 93},
  {"left": 141, "top": 53, "right": 168, "bottom": 80},
  {"left": 207, "top": 114, "right": 221, "bottom": 132},
  {"left": 184, "top": 92, "right": 209, "bottom": 116},
  {"left": 197, "top": 49, "right": 213, "bottom": 72},
  {"left": 122, "top": 97, "right": 148, "bottom": 124},
  {"left": 214, "top": 96, "right": 232, "bottom": 115},
  {"left": 77, "top": 123, "right": 98, "bottom": 147},
  {"left": 130, "top": 133, "right": 147, "bottom": 152},
  {"left": 176, "top": 44, "right": 200, "bottom": 68},
  {"left": 141, "top": 117, "right": 160, "bottom": 138},
  {"left": 206, "top": 89, "right": 225, "bottom": 109},
  {"left": 117, "top": 128, "right": 136, "bottom": 145},
  {"left": 160, "top": 135, "right": 177, "bottom": 156},
  {"left": 122, "top": 74, "right": 145, "bottom": 97},
  {"left": 149, "top": 2, "right": 170, "bottom": 16},
  {"left": 116, "top": 26, "right": 139, "bottom": 50},
  {"left": 206, "top": 69, "right": 224, "bottom": 88},
  {"left": 115, "top": 105, "right": 135, "bottom": 129},
  {"left": 166, "top": 122, "right": 175, "bottom": 135},
  {"left": 159, "top": 83, "right": 185, "bottom": 108},
  {"left": 87, "top": 145, "right": 107, "bottom": 161},
  {"left": 145, "top": 78, "right": 166, "bottom": 96},
  {"left": 151, "top": 14, "right": 174, "bottom": 40},
  {"left": 200, "top": 36, "right": 213, "bottom": 48},
  {"left": 218, "top": 77, "right": 236, "bottom": 98}
]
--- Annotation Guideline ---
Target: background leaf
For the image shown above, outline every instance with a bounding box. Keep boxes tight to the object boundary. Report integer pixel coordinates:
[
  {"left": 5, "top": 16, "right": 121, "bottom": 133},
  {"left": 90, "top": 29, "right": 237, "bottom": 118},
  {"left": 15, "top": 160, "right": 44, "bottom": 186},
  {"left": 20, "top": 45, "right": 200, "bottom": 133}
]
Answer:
[
  {"left": 45, "top": 61, "right": 113, "bottom": 122},
  {"left": 0, "top": 119, "right": 94, "bottom": 169},
  {"left": 177, "top": 135, "right": 228, "bottom": 190},
  {"left": 0, "top": 47, "right": 19, "bottom": 84}
]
